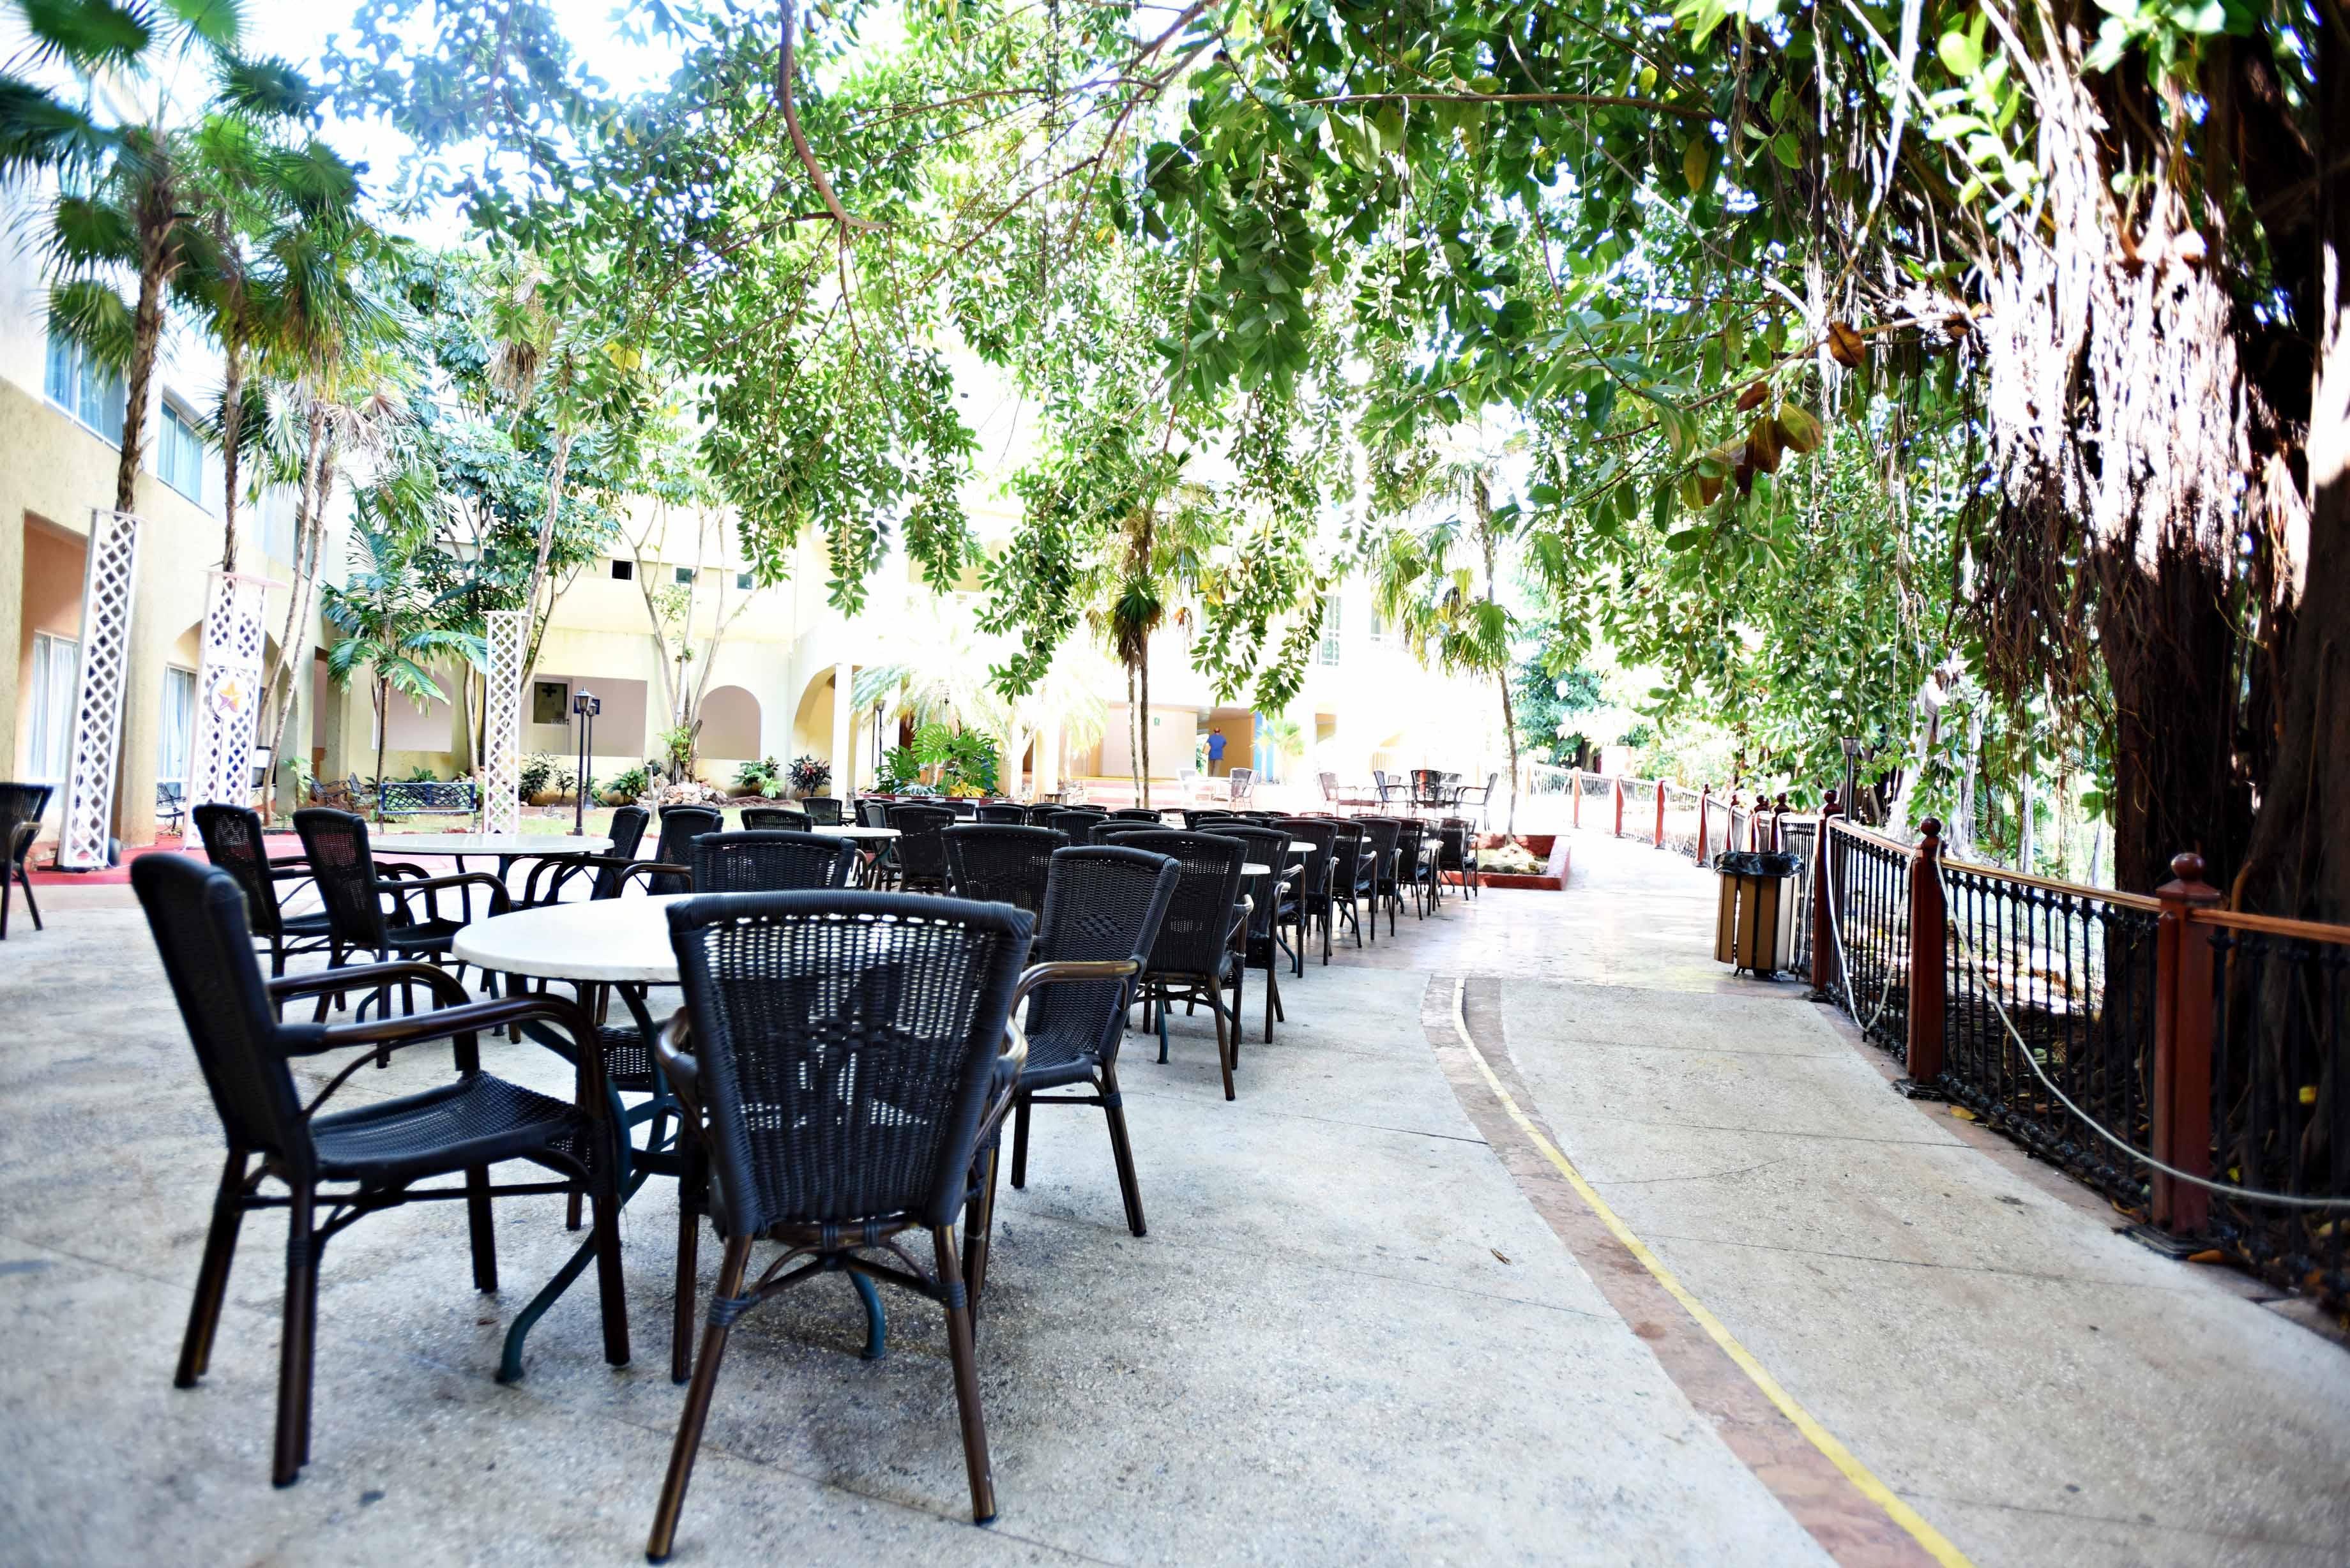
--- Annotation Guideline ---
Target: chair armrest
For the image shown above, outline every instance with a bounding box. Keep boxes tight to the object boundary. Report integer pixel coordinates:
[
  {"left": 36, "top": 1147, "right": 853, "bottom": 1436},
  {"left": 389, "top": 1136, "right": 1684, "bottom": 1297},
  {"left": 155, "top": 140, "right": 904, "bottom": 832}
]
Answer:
[
  {"left": 268, "top": 854, "right": 310, "bottom": 870},
  {"left": 652, "top": 1011, "right": 704, "bottom": 1129},
  {"left": 310, "top": 991, "right": 608, "bottom": 1112},
  {"left": 269, "top": 960, "right": 472, "bottom": 1013},
  {"left": 612, "top": 861, "right": 692, "bottom": 893},
  {"left": 1008, "top": 958, "right": 1139, "bottom": 1013},
  {"left": 978, "top": 1018, "right": 1032, "bottom": 1144},
  {"left": 375, "top": 870, "right": 512, "bottom": 919}
]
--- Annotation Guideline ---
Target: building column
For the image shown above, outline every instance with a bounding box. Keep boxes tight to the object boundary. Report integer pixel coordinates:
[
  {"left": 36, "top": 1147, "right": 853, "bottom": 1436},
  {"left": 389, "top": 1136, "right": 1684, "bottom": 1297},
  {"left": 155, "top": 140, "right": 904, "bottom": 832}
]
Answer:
[
  {"left": 830, "top": 660, "right": 854, "bottom": 799},
  {"left": 1035, "top": 709, "right": 1059, "bottom": 799}
]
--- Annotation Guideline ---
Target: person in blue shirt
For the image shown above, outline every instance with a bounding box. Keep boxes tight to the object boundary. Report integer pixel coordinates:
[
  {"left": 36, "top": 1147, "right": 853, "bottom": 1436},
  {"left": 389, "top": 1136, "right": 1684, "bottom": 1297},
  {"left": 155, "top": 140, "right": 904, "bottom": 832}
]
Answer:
[{"left": 1206, "top": 730, "right": 1227, "bottom": 774}]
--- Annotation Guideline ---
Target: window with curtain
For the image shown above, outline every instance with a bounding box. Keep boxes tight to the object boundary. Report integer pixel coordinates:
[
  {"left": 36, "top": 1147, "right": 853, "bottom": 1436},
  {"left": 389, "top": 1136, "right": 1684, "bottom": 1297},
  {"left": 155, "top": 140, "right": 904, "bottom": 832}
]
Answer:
[
  {"left": 159, "top": 403, "right": 204, "bottom": 502},
  {"left": 27, "top": 633, "right": 80, "bottom": 781},
  {"left": 43, "top": 333, "right": 126, "bottom": 442},
  {"left": 159, "top": 667, "right": 196, "bottom": 785}
]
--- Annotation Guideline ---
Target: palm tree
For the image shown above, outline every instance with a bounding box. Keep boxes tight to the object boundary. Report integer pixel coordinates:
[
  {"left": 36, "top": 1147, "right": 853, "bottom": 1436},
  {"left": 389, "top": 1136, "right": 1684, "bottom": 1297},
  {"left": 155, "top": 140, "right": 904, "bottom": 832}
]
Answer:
[
  {"left": 175, "top": 113, "right": 366, "bottom": 571},
  {"left": 3, "top": 0, "right": 300, "bottom": 518},
  {"left": 855, "top": 594, "right": 1110, "bottom": 790},
  {"left": 1370, "top": 432, "right": 1528, "bottom": 841},
  {"left": 322, "top": 520, "right": 482, "bottom": 823}
]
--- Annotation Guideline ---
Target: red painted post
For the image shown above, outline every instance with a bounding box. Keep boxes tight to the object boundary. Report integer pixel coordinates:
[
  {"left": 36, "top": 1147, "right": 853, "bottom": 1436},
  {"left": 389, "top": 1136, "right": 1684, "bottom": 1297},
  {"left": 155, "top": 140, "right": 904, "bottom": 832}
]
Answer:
[
  {"left": 1571, "top": 768, "right": 1582, "bottom": 828},
  {"left": 1901, "top": 819, "right": 1946, "bottom": 1088},
  {"left": 1653, "top": 778, "right": 1667, "bottom": 847},
  {"left": 1695, "top": 784, "right": 1711, "bottom": 864},
  {"left": 1809, "top": 791, "right": 1841, "bottom": 1001},
  {"left": 2151, "top": 853, "right": 2222, "bottom": 1236},
  {"left": 1612, "top": 775, "right": 1625, "bottom": 837}
]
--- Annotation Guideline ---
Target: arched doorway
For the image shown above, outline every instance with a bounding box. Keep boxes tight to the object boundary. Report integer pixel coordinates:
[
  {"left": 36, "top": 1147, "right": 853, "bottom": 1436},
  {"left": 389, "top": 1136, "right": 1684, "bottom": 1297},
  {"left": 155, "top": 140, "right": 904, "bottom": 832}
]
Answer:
[{"left": 698, "top": 684, "right": 761, "bottom": 764}]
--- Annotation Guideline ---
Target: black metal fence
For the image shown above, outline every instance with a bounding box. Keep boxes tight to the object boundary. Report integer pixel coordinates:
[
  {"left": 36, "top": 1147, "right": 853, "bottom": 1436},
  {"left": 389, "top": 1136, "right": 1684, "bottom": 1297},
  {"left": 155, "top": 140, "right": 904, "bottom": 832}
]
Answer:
[
  {"left": 1781, "top": 817, "right": 1816, "bottom": 981},
  {"left": 1821, "top": 822, "right": 1910, "bottom": 1061},
  {"left": 2204, "top": 923, "right": 2350, "bottom": 1302},
  {"left": 1934, "top": 864, "right": 2162, "bottom": 1210}
]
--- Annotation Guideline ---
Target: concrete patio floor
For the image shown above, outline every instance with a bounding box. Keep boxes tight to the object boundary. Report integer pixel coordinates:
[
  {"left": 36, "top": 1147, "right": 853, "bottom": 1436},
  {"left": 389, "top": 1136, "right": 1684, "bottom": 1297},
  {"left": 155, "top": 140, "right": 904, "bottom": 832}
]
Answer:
[{"left": 3, "top": 831, "right": 2346, "bottom": 1565}]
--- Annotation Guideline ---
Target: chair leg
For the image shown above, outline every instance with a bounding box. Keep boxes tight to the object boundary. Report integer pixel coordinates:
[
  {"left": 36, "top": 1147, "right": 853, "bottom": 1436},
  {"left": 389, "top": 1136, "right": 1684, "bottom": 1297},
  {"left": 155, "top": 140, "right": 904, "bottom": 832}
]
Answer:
[
  {"left": 1228, "top": 965, "right": 1244, "bottom": 1067},
  {"left": 1101, "top": 1065, "right": 1147, "bottom": 1237},
  {"left": 589, "top": 1187, "right": 631, "bottom": 1368},
  {"left": 932, "top": 1228, "right": 998, "bottom": 1525},
  {"left": 1209, "top": 981, "right": 1235, "bottom": 1101},
  {"left": 1008, "top": 1095, "right": 1031, "bottom": 1189},
  {"left": 671, "top": 1148, "right": 702, "bottom": 1384},
  {"left": 176, "top": 1150, "right": 249, "bottom": 1387},
  {"left": 962, "top": 1145, "right": 1001, "bottom": 1319},
  {"left": 647, "top": 1234, "right": 754, "bottom": 1563},
  {"left": 273, "top": 1184, "right": 318, "bottom": 1487},
  {"left": 465, "top": 1165, "right": 497, "bottom": 1293},
  {"left": 17, "top": 864, "right": 40, "bottom": 931},
  {"left": 1264, "top": 962, "right": 1281, "bottom": 1043}
]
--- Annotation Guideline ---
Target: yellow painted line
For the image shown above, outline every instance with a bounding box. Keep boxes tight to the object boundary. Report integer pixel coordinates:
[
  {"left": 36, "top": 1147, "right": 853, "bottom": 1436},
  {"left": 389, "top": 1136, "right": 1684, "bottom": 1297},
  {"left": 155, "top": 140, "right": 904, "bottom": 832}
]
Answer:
[{"left": 1448, "top": 977, "right": 1974, "bottom": 1568}]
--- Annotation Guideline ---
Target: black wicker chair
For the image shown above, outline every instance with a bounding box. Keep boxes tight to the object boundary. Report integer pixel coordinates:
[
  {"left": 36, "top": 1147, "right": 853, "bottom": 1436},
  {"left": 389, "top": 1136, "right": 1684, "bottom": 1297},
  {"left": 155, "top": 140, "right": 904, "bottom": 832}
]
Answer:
[
  {"left": 517, "top": 804, "right": 652, "bottom": 908},
  {"left": 1022, "top": 803, "right": 1064, "bottom": 827},
  {"left": 973, "top": 803, "right": 1027, "bottom": 824},
  {"left": 1179, "top": 808, "right": 1234, "bottom": 830},
  {"left": 1, "top": 781, "right": 53, "bottom": 939},
  {"left": 1109, "top": 830, "right": 1247, "bottom": 1099},
  {"left": 643, "top": 807, "right": 724, "bottom": 894},
  {"left": 944, "top": 823, "right": 1067, "bottom": 914},
  {"left": 1005, "top": 847, "right": 1179, "bottom": 1236},
  {"left": 195, "top": 803, "right": 328, "bottom": 978},
  {"left": 132, "top": 854, "right": 626, "bottom": 1488},
  {"left": 1437, "top": 815, "right": 1481, "bottom": 898},
  {"left": 739, "top": 804, "right": 809, "bottom": 832},
  {"left": 1388, "top": 817, "right": 1428, "bottom": 924},
  {"left": 798, "top": 795, "right": 844, "bottom": 826},
  {"left": 886, "top": 802, "right": 957, "bottom": 893},
  {"left": 1273, "top": 817, "right": 1337, "bottom": 969},
  {"left": 294, "top": 810, "right": 512, "bottom": 1014},
  {"left": 1326, "top": 818, "right": 1368, "bottom": 949},
  {"left": 1043, "top": 809, "right": 1098, "bottom": 841},
  {"left": 649, "top": 891, "right": 1035, "bottom": 1551},
  {"left": 1108, "top": 807, "right": 1165, "bottom": 822},
  {"left": 692, "top": 829, "right": 860, "bottom": 892},
  {"left": 1357, "top": 817, "right": 1401, "bottom": 942},
  {"left": 1204, "top": 825, "right": 1291, "bottom": 1043}
]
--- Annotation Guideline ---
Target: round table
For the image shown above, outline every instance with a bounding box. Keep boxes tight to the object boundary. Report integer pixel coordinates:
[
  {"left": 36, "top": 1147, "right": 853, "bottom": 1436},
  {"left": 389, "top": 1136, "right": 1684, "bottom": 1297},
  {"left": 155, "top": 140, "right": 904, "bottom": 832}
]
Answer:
[
  {"left": 450, "top": 893, "right": 687, "bottom": 982},
  {"left": 377, "top": 833, "right": 612, "bottom": 918},
  {"left": 821, "top": 825, "right": 900, "bottom": 840},
  {"left": 453, "top": 894, "right": 893, "bottom": 1376}
]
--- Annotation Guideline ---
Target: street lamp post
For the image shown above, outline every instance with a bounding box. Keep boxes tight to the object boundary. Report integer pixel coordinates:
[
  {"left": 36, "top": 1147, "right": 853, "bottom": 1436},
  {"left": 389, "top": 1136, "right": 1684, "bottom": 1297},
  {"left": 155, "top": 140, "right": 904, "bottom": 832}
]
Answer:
[
  {"left": 1838, "top": 735, "right": 1860, "bottom": 823},
  {"left": 571, "top": 690, "right": 601, "bottom": 836}
]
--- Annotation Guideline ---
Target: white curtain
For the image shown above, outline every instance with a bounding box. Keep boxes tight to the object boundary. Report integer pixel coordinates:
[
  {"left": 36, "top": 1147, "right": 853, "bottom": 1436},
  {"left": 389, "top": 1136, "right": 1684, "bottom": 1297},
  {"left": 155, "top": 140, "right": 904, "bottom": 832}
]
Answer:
[
  {"left": 159, "top": 666, "right": 195, "bottom": 785},
  {"left": 27, "top": 633, "right": 79, "bottom": 781}
]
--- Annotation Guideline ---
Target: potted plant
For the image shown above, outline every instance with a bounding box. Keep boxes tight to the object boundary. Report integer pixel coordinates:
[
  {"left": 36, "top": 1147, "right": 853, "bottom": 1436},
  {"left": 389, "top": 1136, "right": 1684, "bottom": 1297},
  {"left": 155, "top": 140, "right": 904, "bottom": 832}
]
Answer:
[{"left": 787, "top": 755, "right": 833, "bottom": 799}]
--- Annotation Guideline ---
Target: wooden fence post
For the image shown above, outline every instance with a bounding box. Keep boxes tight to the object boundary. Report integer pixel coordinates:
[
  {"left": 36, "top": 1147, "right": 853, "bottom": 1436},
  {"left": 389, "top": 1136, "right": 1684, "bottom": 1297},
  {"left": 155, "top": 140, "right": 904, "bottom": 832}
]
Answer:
[
  {"left": 1653, "top": 778, "right": 1667, "bottom": 847},
  {"left": 1897, "top": 818, "right": 1946, "bottom": 1096},
  {"left": 1612, "top": 775, "right": 1624, "bottom": 837},
  {"left": 2150, "top": 852, "right": 2222, "bottom": 1237},
  {"left": 1571, "top": 768, "right": 1582, "bottom": 828},
  {"left": 1810, "top": 791, "right": 1840, "bottom": 1001},
  {"left": 1695, "top": 784, "right": 1711, "bottom": 864}
]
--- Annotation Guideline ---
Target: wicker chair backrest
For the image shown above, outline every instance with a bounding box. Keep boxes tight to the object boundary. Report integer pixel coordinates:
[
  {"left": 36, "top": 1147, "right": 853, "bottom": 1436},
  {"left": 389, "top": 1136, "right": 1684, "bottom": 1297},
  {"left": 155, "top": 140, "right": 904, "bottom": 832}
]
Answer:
[
  {"left": 693, "top": 831, "right": 860, "bottom": 893},
  {"left": 973, "top": 803, "right": 1026, "bottom": 824},
  {"left": 646, "top": 806, "right": 723, "bottom": 894},
  {"left": 293, "top": 808, "right": 389, "bottom": 947},
  {"left": 1274, "top": 817, "right": 1336, "bottom": 897},
  {"left": 665, "top": 891, "right": 1031, "bottom": 1230},
  {"left": 1204, "top": 825, "right": 1287, "bottom": 939},
  {"left": 195, "top": 802, "right": 286, "bottom": 937},
  {"left": 1358, "top": 817, "right": 1401, "bottom": 889},
  {"left": 1026, "top": 847, "right": 1179, "bottom": 1063},
  {"left": 1103, "top": 830, "right": 1244, "bottom": 975},
  {"left": 132, "top": 855, "right": 320, "bottom": 1172},
  {"left": 1047, "top": 810, "right": 1100, "bottom": 840},
  {"left": 1328, "top": 820, "right": 1367, "bottom": 893},
  {"left": 739, "top": 806, "right": 808, "bottom": 833},
  {"left": 943, "top": 824, "right": 1066, "bottom": 914},
  {"left": 801, "top": 796, "right": 845, "bottom": 827},
  {"left": 886, "top": 803, "right": 957, "bottom": 884},
  {"left": 0, "top": 781, "right": 54, "bottom": 868}
]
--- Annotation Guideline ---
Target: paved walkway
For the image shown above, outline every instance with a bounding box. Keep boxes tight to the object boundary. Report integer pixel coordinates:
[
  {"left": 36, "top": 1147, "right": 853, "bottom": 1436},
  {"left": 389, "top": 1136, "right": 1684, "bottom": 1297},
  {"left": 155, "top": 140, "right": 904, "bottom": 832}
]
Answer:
[{"left": 3, "top": 832, "right": 2346, "bottom": 1564}]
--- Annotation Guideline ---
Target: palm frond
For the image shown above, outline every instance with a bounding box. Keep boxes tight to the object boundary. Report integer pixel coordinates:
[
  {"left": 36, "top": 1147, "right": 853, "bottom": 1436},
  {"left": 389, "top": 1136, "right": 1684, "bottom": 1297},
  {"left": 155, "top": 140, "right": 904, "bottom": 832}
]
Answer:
[{"left": 16, "top": 0, "right": 152, "bottom": 73}]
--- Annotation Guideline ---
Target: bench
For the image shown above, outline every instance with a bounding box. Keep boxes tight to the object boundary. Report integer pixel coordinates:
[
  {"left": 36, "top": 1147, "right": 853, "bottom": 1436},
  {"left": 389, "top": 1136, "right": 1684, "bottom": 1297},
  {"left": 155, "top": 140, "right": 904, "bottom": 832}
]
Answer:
[{"left": 377, "top": 780, "right": 480, "bottom": 817}]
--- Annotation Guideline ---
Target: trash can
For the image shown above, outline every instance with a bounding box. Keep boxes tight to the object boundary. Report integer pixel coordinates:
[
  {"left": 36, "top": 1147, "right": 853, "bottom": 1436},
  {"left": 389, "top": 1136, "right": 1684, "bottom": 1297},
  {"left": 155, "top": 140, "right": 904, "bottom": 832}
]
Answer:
[{"left": 1713, "top": 850, "right": 1802, "bottom": 977}]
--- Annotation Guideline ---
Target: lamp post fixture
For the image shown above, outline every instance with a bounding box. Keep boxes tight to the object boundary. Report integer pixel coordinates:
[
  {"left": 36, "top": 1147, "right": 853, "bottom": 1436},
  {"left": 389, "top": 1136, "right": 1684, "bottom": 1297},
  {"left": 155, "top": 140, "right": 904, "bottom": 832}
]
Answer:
[
  {"left": 1838, "top": 735, "right": 1860, "bottom": 822},
  {"left": 571, "top": 690, "right": 601, "bottom": 836}
]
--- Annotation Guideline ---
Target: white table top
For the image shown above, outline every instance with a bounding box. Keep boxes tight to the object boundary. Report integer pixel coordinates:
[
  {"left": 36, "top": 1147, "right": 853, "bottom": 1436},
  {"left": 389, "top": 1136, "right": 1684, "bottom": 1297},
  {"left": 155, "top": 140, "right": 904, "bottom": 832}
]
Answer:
[
  {"left": 376, "top": 833, "right": 611, "bottom": 856},
  {"left": 451, "top": 895, "right": 693, "bottom": 983},
  {"left": 823, "top": 824, "right": 900, "bottom": 840},
  {"left": 1289, "top": 840, "right": 1316, "bottom": 853},
  {"left": 1240, "top": 863, "right": 1273, "bottom": 876}
]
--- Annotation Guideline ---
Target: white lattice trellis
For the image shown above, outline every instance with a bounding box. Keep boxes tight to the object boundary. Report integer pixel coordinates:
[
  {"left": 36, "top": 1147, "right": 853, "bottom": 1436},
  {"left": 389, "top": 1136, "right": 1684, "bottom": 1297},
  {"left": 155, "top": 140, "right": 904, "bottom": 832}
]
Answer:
[
  {"left": 58, "top": 508, "right": 144, "bottom": 870},
  {"left": 187, "top": 571, "right": 281, "bottom": 812},
  {"left": 482, "top": 610, "right": 527, "bottom": 836}
]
